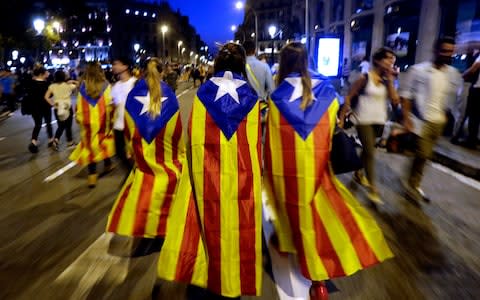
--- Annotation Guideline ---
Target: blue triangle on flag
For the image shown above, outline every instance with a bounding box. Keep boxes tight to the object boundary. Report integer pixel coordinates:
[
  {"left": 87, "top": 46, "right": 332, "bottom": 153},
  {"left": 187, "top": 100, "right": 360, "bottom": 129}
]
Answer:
[
  {"left": 79, "top": 83, "right": 107, "bottom": 107},
  {"left": 125, "top": 79, "right": 179, "bottom": 144},
  {"left": 271, "top": 72, "right": 337, "bottom": 140},
  {"left": 197, "top": 71, "right": 258, "bottom": 140}
]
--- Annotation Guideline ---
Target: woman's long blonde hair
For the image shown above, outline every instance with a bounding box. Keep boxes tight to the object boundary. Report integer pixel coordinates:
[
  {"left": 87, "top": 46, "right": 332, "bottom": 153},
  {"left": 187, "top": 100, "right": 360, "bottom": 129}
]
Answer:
[
  {"left": 83, "top": 62, "right": 107, "bottom": 99},
  {"left": 276, "top": 42, "right": 314, "bottom": 110},
  {"left": 143, "top": 58, "right": 164, "bottom": 117}
]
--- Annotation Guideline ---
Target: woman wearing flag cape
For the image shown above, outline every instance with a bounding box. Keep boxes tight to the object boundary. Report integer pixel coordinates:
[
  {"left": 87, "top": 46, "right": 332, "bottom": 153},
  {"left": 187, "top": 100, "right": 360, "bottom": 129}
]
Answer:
[
  {"left": 106, "top": 58, "right": 186, "bottom": 242},
  {"left": 70, "top": 62, "right": 115, "bottom": 187},
  {"left": 264, "top": 42, "right": 393, "bottom": 300},
  {"left": 157, "top": 43, "right": 263, "bottom": 299}
]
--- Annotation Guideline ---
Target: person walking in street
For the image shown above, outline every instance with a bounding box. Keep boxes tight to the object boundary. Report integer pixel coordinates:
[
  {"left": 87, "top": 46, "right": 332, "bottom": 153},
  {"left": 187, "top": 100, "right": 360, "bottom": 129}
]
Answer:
[
  {"left": 164, "top": 63, "right": 178, "bottom": 92},
  {"left": 0, "top": 69, "right": 17, "bottom": 117},
  {"left": 339, "top": 47, "right": 400, "bottom": 204},
  {"left": 69, "top": 62, "right": 115, "bottom": 188},
  {"left": 111, "top": 57, "right": 136, "bottom": 175},
  {"left": 359, "top": 56, "right": 370, "bottom": 74},
  {"left": 44, "top": 70, "right": 78, "bottom": 150},
  {"left": 157, "top": 43, "right": 262, "bottom": 299},
  {"left": 459, "top": 53, "right": 480, "bottom": 149},
  {"left": 341, "top": 58, "right": 351, "bottom": 88},
  {"left": 27, "top": 66, "right": 53, "bottom": 153},
  {"left": 264, "top": 42, "right": 393, "bottom": 300},
  {"left": 106, "top": 57, "right": 185, "bottom": 252},
  {"left": 243, "top": 40, "right": 275, "bottom": 115},
  {"left": 399, "top": 37, "right": 463, "bottom": 203}
]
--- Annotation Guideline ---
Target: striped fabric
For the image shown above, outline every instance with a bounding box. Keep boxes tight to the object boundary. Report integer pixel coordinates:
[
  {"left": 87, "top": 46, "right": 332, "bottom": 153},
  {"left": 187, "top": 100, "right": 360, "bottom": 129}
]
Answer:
[
  {"left": 264, "top": 73, "right": 393, "bottom": 281},
  {"left": 69, "top": 84, "right": 115, "bottom": 165},
  {"left": 158, "top": 72, "right": 263, "bottom": 298},
  {"left": 106, "top": 80, "right": 185, "bottom": 238}
]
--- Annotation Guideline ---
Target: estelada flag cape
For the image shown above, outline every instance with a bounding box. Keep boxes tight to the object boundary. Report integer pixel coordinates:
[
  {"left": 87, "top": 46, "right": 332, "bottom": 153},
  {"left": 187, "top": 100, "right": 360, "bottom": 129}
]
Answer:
[
  {"left": 158, "top": 71, "right": 263, "bottom": 298},
  {"left": 106, "top": 79, "right": 185, "bottom": 238},
  {"left": 264, "top": 72, "right": 393, "bottom": 281},
  {"left": 70, "top": 83, "right": 115, "bottom": 165}
]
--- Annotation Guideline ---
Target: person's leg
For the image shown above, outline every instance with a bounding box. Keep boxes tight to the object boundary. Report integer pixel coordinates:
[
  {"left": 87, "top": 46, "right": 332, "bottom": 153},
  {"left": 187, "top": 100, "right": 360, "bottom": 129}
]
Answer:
[
  {"left": 466, "top": 88, "right": 480, "bottom": 147},
  {"left": 44, "top": 108, "right": 54, "bottom": 141},
  {"left": 65, "top": 108, "right": 74, "bottom": 143},
  {"left": 87, "top": 163, "right": 97, "bottom": 188},
  {"left": 31, "top": 113, "right": 43, "bottom": 142},
  {"left": 6, "top": 94, "right": 16, "bottom": 112},
  {"left": 408, "top": 121, "right": 444, "bottom": 200},
  {"left": 356, "top": 125, "right": 376, "bottom": 186}
]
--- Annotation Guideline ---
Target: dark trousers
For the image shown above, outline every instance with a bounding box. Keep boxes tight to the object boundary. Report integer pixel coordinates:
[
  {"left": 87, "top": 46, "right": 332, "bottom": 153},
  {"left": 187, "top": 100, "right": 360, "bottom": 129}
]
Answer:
[
  {"left": 54, "top": 108, "right": 73, "bottom": 142},
  {"left": 466, "top": 87, "right": 480, "bottom": 145},
  {"left": 31, "top": 108, "right": 53, "bottom": 141},
  {"left": 3, "top": 94, "right": 16, "bottom": 112},
  {"left": 114, "top": 129, "right": 133, "bottom": 172},
  {"left": 88, "top": 158, "right": 112, "bottom": 175}
]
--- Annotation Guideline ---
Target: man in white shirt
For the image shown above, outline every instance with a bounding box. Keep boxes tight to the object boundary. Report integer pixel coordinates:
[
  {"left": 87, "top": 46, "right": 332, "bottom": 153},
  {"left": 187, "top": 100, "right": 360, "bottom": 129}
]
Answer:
[
  {"left": 111, "top": 57, "right": 136, "bottom": 174},
  {"left": 359, "top": 56, "right": 370, "bottom": 74},
  {"left": 399, "top": 37, "right": 463, "bottom": 203}
]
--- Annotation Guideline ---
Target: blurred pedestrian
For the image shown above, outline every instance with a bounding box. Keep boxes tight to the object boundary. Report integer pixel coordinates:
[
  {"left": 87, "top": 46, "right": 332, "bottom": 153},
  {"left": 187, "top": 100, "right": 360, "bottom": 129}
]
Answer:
[
  {"left": 164, "top": 63, "right": 178, "bottom": 92},
  {"left": 339, "top": 47, "right": 400, "bottom": 204},
  {"left": 459, "top": 52, "right": 480, "bottom": 149},
  {"left": 0, "top": 69, "right": 17, "bottom": 116},
  {"left": 106, "top": 57, "right": 185, "bottom": 251},
  {"left": 69, "top": 62, "right": 115, "bottom": 188},
  {"left": 44, "top": 70, "right": 78, "bottom": 150},
  {"left": 399, "top": 37, "right": 463, "bottom": 203},
  {"left": 359, "top": 56, "right": 370, "bottom": 74},
  {"left": 265, "top": 42, "right": 393, "bottom": 300},
  {"left": 111, "top": 57, "right": 136, "bottom": 174},
  {"left": 341, "top": 58, "right": 351, "bottom": 88},
  {"left": 243, "top": 40, "right": 274, "bottom": 102},
  {"left": 27, "top": 66, "right": 53, "bottom": 153}
]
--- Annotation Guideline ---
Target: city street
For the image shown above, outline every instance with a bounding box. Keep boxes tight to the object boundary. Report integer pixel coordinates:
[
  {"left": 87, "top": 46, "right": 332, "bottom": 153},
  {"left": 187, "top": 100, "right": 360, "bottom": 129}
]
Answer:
[{"left": 0, "top": 81, "right": 479, "bottom": 300}]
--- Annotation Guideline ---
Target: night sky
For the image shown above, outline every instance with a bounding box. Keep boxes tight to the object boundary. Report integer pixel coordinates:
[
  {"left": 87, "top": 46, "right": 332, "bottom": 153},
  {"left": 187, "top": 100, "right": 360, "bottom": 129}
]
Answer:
[{"left": 166, "top": 0, "right": 244, "bottom": 50}]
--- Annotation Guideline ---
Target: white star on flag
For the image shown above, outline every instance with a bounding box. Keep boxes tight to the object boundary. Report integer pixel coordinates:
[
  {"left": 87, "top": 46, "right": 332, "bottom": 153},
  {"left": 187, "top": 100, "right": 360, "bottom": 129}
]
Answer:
[
  {"left": 135, "top": 92, "right": 168, "bottom": 115},
  {"left": 284, "top": 77, "right": 322, "bottom": 102},
  {"left": 210, "top": 71, "right": 247, "bottom": 104}
]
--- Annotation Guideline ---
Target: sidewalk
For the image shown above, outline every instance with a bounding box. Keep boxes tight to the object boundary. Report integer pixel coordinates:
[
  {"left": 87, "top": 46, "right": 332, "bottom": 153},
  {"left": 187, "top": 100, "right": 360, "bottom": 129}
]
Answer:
[{"left": 433, "top": 137, "right": 480, "bottom": 181}]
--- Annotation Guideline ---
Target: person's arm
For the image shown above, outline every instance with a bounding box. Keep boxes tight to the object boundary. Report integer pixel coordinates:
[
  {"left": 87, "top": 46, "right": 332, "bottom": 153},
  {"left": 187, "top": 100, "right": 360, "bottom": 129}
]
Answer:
[
  {"left": 264, "top": 64, "right": 275, "bottom": 96},
  {"left": 398, "top": 66, "right": 416, "bottom": 132},
  {"left": 385, "top": 70, "right": 400, "bottom": 106},
  {"left": 462, "top": 61, "right": 480, "bottom": 81},
  {"left": 44, "top": 86, "right": 55, "bottom": 106},
  {"left": 338, "top": 74, "right": 367, "bottom": 128}
]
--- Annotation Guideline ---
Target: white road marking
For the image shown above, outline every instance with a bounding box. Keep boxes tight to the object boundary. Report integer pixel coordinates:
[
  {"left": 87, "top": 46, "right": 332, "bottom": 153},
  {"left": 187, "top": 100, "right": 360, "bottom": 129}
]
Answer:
[
  {"left": 44, "top": 161, "right": 77, "bottom": 183},
  {"left": 177, "top": 87, "right": 194, "bottom": 98},
  {"left": 0, "top": 137, "right": 5, "bottom": 141},
  {"left": 432, "top": 162, "right": 480, "bottom": 191},
  {"left": 42, "top": 120, "right": 58, "bottom": 127}
]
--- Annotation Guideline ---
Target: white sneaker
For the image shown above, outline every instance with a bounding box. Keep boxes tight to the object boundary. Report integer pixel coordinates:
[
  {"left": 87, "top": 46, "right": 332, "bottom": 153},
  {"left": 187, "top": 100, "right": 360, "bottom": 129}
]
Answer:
[
  {"left": 367, "top": 191, "right": 384, "bottom": 205},
  {"left": 415, "top": 187, "right": 430, "bottom": 203}
]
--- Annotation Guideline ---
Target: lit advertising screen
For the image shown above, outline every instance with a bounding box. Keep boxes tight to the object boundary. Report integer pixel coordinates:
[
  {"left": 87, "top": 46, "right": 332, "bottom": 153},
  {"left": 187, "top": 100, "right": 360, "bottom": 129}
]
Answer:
[{"left": 316, "top": 37, "right": 341, "bottom": 77}]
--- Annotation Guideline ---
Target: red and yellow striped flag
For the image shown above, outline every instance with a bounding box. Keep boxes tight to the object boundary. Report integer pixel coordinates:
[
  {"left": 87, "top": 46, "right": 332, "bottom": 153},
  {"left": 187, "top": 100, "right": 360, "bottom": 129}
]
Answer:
[
  {"left": 106, "top": 80, "right": 185, "bottom": 238},
  {"left": 264, "top": 73, "right": 393, "bottom": 281},
  {"left": 158, "top": 71, "right": 263, "bottom": 298},
  {"left": 70, "top": 84, "right": 115, "bottom": 165}
]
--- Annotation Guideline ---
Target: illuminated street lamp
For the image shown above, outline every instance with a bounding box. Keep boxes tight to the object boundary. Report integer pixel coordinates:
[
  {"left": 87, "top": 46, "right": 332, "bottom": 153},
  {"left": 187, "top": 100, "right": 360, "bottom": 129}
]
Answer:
[
  {"left": 177, "top": 40, "right": 183, "bottom": 61},
  {"left": 11, "top": 50, "right": 19, "bottom": 61},
  {"left": 19, "top": 57, "right": 26, "bottom": 64},
  {"left": 33, "top": 18, "right": 45, "bottom": 34},
  {"left": 268, "top": 25, "right": 277, "bottom": 65},
  {"left": 52, "top": 21, "right": 60, "bottom": 32},
  {"left": 231, "top": 25, "right": 237, "bottom": 32},
  {"left": 133, "top": 43, "right": 140, "bottom": 52},
  {"left": 161, "top": 25, "right": 169, "bottom": 61},
  {"left": 235, "top": 1, "right": 258, "bottom": 53}
]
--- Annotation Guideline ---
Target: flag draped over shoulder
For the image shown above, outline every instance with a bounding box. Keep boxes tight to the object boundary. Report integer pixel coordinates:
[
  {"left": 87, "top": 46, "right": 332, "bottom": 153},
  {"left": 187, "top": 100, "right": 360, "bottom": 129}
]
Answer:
[
  {"left": 106, "top": 79, "right": 185, "bottom": 238},
  {"left": 70, "top": 83, "right": 115, "bottom": 165},
  {"left": 264, "top": 72, "right": 393, "bottom": 281},
  {"left": 158, "top": 71, "right": 263, "bottom": 298}
]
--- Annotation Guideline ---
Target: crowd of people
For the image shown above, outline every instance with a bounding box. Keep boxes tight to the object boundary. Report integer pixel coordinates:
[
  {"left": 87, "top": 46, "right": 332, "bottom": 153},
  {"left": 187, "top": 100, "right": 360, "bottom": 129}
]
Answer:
[{"left": 0, "top": 35, "right": 478, "bottom": 299}]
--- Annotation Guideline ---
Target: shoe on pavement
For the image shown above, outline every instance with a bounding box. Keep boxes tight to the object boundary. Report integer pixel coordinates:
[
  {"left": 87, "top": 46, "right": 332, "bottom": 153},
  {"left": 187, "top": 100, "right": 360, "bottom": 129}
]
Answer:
[
  {"left": 67, "top": 141, "right": 77, "bottom": 149},
  {"left": 28, "top": 142, "right": 39, "bottom": 154},
  {"left": 367, "top": 191, "right": 384, "bottom": 205},
  {"left": 353, "top": 171, "right": 371, "bottom": 188},
  {"left": 402, "top": 179, "right": 423, "bottom": 203},
  {"left": 88, "top": 174, "right": 98, "bottom": 188},
  {"left": 415, "top": 187, "right": 431, "bottom": 203}
]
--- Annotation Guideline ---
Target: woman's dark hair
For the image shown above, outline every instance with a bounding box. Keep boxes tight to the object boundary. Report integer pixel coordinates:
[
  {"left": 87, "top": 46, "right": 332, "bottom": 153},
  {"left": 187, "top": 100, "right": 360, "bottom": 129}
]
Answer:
[
  {"left": 214, "top": 43, "right": 248, "bottom": 79},
  {"left": 372, "top": 47, "right": 395, "bottom": 68},
  {"left": 33, "top": 66, "right": 47, "bottom": 77},
  {"left": 277, "top": 42, "right": 313, "bottom": 110},
  {"left": 53, "top": 70, "right": 67, "bottom": 83}
]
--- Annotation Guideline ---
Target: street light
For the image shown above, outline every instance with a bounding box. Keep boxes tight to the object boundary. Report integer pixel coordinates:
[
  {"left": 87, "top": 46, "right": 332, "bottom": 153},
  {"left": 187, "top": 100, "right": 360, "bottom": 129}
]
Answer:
[
  {"left": 134, "top": 43, "right": 140, "bottom": 52},
  {"left": 11, "top": 50, "right": 19, "bottom": 61},
  {"left": 33, "top": 18, "right": 45, "bottom": 35},
  {"left": 268, "top": 25, "right": 277, "bottom": 66},
  {"left": 52, "top": 21, "right": 60, "bottom": 32},
  {"left": 178, "top": 41, "right": 183, "bottom": 62},
  {"left": 161, "top": 25, "right": 169, "bottom": 62},
  {"left": 235, "top": 1, "right": 258, "bottom": 53},
  {"left": 19, "top": 57, "right": 26, "bottom": 64}
]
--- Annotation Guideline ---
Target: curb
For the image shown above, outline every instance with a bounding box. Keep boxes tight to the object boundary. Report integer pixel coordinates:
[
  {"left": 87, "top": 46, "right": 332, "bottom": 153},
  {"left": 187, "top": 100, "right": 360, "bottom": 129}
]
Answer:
[{"left": 433, "top": 150, "right": 480, "bottom": 181}]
